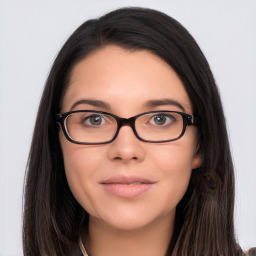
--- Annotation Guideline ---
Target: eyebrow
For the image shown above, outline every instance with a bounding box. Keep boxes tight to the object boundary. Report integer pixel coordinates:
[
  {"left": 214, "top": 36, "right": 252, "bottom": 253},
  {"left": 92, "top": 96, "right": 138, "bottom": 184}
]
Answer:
[
  {"left": 70, "top": 98, "right": 185, "bottom": 112},
  {"left": 70, "top": 99, "right": 111, "bottom": 111},
  {"left": 144, "top": 99, "right": 185, "bottom": 112}
]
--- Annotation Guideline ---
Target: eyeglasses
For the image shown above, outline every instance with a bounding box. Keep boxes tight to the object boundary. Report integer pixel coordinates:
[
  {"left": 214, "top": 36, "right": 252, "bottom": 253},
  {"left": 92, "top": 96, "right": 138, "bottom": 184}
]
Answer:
[{"left": 55, "top": 110, "right": 200, "bottom": 145}]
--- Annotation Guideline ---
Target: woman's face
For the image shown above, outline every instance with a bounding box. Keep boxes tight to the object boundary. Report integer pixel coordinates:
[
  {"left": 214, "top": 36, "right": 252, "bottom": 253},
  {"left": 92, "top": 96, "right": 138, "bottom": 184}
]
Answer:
[{"left": 59, "top": 45, "right": 201, "bottom": 231}]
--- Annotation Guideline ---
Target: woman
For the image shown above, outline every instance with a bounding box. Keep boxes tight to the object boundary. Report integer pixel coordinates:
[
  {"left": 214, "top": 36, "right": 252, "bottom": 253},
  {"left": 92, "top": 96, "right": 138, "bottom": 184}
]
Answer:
[{"left": 23, "top": 7, "right": 248, "bottom": 256}]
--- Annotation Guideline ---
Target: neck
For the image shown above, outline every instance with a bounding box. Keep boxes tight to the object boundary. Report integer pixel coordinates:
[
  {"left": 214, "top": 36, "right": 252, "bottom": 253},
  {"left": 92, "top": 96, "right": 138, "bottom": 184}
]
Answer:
[{"left": 83, "top": 214, "right": 174, "bottom": 256}]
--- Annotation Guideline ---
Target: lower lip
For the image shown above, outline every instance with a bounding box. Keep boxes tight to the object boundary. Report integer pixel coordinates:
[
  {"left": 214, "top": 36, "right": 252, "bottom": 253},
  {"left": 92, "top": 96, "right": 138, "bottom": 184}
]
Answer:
[{"left": 101, "top": 183, "right": 153, "bottom": 198}]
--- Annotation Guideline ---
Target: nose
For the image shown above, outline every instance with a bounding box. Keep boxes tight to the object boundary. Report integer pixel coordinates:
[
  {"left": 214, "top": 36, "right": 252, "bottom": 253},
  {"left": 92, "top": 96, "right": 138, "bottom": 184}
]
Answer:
[{"left": 107, "top": 125, "right": 146, "bottom": 162}]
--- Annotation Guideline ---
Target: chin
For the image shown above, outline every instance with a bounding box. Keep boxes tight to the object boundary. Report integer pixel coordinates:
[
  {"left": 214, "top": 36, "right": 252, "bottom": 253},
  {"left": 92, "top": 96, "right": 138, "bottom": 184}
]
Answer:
[
  {"left": 105, "top": 217, "right": 153, "bottom": 231},
  {"left": 92, "top": 206, "right": 173, "bottom": 232}
]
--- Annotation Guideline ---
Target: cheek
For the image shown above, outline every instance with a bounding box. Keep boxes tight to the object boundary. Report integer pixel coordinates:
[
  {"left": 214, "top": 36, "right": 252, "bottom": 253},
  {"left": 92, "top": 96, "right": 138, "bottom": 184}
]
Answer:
[
  {"left": 60, "top": 132, "right": 102, "bottom": 175},
  {"left": 59, "top": 134, "right": 102, "bottom": 209},
  {"left": 150, "top": 140, "right": 196, "bottom": 177},
  {"left": 148, "top": 141, "right": 196, "bottom": 204}
]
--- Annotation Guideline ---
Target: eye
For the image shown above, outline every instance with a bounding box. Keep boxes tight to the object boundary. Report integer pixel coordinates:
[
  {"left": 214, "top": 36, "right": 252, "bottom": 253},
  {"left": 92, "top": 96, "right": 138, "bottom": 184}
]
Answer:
[
  {"left": 149, "top": 113, "right": 175, "bottom": 126},
  {"left": 81, "top": 114, "right": 105, "bottom": 126}
]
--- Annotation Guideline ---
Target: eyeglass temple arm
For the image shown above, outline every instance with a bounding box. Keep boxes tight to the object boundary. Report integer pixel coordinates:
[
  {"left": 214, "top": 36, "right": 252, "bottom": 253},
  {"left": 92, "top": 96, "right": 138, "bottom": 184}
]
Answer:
[
  {"left": 55, "top": 114, "right": 63, "bottom": 122},
  {"left": 190, "top": 115, "right": 201, "bottom": 125}
]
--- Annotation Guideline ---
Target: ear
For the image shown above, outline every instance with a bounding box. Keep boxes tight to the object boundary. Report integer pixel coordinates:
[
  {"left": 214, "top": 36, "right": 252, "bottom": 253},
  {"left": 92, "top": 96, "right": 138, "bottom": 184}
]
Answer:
[{"left": 191, "top": 152, "right": 202, "bottom": 169}]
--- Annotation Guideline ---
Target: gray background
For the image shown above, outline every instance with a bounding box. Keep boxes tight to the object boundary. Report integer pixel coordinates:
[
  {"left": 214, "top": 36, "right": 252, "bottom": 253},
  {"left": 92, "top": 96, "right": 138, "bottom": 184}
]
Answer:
[{"left": 0, "top": 0, "right": 255, "bottom": 255}]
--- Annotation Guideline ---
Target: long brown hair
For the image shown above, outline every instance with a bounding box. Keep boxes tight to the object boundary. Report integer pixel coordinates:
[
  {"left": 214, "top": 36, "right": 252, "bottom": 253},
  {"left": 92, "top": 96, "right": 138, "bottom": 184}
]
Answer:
[{"left": 23, "top": 7, "right": 242, "bottom": 255}]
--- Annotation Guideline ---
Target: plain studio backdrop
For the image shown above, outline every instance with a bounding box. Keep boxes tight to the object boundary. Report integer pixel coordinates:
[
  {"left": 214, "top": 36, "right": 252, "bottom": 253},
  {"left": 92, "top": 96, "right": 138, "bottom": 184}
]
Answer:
[{"left": 0, "top": 0, "right": 255, "bottom": 255}]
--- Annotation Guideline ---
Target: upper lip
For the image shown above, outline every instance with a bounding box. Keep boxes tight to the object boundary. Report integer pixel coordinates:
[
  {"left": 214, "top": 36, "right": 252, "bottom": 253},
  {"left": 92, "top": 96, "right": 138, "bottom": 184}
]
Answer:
[{"left": 100, "top": 175, "right": 155, "bottom": 184}]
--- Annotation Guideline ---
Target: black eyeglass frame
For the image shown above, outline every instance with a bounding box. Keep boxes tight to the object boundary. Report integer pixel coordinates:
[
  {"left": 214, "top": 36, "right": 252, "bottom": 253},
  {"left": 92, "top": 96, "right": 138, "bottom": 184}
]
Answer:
[{"left": 55, "top": 110, "right": 200, "bottom": 145}]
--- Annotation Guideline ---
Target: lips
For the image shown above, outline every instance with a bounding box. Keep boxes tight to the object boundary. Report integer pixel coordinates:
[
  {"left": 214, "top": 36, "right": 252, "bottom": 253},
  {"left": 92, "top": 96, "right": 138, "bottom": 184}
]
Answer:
[{"left": 100, "top": 175, "right": 155, "bottom": 198}]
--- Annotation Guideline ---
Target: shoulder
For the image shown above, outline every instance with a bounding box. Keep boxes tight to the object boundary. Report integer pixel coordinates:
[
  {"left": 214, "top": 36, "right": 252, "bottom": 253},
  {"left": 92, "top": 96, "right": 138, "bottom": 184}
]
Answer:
[{"left": 244, "top": 247, "right": 256, "bottom": 256}]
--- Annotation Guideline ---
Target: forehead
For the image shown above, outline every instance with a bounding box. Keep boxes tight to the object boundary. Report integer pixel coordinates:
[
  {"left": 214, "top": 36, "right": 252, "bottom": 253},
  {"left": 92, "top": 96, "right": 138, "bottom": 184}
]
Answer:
[{"left": 62, "top": 45, "right": 192, "bottom": 114}]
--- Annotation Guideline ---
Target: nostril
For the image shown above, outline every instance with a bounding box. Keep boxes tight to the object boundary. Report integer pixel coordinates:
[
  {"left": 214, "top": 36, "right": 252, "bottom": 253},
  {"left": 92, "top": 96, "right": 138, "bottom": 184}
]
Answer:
[{"left": 114, "top": 155, "right": 138, "bottom": 161}]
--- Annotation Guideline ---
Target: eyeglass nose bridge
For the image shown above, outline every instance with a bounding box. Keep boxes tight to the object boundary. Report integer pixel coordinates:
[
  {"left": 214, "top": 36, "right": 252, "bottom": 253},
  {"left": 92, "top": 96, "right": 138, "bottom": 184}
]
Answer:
[{"left": 114, "top": 116, "right": 140, "bottom": 141}]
